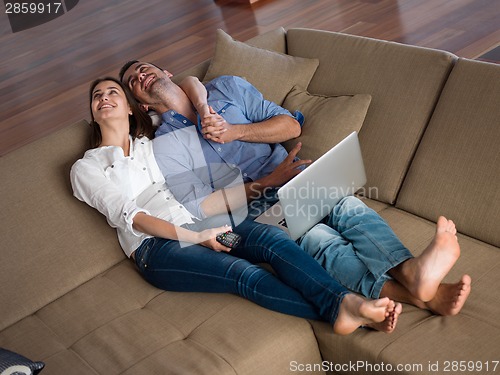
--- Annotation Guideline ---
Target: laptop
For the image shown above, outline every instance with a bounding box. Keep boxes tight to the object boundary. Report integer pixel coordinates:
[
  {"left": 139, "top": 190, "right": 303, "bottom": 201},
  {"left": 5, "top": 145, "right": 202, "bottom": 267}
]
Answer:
[{"left": 255, "top": 132, "right": 366, "bottom": 240}]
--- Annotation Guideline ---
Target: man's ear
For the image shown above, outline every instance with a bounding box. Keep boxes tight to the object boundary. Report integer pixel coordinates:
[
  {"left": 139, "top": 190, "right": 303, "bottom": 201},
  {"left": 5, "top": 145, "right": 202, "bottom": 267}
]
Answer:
[
  {"left": 140, "top": 104, "right": 149, "bottom": 112},
  {"left": 163, "top": 70, "right": 173, "bottom": 78}
]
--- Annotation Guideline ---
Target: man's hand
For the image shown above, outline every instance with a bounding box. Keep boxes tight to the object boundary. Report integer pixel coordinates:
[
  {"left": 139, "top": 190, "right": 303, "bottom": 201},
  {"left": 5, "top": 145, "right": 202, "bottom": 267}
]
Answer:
[
  {"left": 259, "top": 143, "right": 311, "bottom": 188},
  {"left": 200, "top": 106, "right": 237, "bottom": 144}
]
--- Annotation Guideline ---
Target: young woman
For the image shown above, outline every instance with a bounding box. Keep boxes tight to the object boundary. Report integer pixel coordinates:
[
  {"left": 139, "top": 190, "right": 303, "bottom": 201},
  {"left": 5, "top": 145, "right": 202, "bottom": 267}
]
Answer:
[{"left": 70, "top": 77, "right": 400, "bottom": 335}]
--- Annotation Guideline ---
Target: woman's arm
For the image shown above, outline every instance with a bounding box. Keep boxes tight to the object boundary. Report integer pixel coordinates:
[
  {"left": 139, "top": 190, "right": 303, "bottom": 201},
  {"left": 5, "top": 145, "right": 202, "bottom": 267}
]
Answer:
[
  {"left": 132, "top": 212, "right": 232, "bottom": 252},
  {"left": 179, "top": 76, "right": 227, "bottom": 138},
  {"left": 179, "top": 76, "right": 210, "bottom": 119},
  {"left": 71, "top": 157, "right": 231, "bottom": 252}
]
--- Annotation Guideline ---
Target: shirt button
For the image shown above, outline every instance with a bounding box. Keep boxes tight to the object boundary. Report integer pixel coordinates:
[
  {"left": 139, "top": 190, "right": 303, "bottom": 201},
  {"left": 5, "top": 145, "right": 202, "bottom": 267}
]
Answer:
[
  {"left": 243, "top": 173, "right": 248, "bottom": 177},
  {"left": 170, "top": 111, "right": 175, "bottom": 115},
  {"left": 221, "top": 109, "right": 226, "bottom": 113},
  {"left": 217, "top": 147, "right": 222, "bottom": 152},
  {"left": 182, "top": 120, "right": 187, "bottom": 124}
]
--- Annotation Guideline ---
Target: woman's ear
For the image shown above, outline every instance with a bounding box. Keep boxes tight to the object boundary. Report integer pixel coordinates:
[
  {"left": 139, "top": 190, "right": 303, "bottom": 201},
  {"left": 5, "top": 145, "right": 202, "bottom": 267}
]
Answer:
[{"left": 163, "top": 70, "right": 173, "bottom": 78}]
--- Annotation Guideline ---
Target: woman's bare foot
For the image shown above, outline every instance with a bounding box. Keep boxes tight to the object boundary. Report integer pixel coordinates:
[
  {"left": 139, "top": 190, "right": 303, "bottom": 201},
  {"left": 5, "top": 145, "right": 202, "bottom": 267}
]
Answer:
[
  {"left": 397, "top": 216, "right": 461, "bottom": 302},
  {"left": 365, "top": 302, "right": 402, "bottom": 333},
  {"left": 425, "top": 274, "right": 472, "bottom": 315},
  {"left": 333, "top": 295, "right": 395, "bottom": 335}
]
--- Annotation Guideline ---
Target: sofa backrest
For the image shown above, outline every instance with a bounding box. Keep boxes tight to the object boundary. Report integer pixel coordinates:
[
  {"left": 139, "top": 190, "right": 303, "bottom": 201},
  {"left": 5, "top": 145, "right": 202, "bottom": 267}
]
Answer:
[
  {"left": 396, "top": 58, "right": 500, "bottom": 247},
  {"left": 286, "top": 28, "right": 457, "bottom": 205},
  {"left": 0, "top": 121, "right": 125, "bottom": 331}
]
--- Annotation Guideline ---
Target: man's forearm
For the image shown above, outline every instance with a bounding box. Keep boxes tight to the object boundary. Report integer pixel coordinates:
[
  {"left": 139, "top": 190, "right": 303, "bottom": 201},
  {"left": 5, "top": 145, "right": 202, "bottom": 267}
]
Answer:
[
  {"left": 199, "top": 142, "right": 309, "bottom": 218},
  {"left": 235, "top": 115, "right": 301, "bottom": 143}
]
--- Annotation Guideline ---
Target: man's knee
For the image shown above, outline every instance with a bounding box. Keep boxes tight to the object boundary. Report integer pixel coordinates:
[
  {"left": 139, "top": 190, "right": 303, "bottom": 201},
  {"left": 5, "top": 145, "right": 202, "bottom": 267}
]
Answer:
[
  {"left": 299, "top": 224, "right": 332, "bottom": 255},
  {"left": 337, "top": 196, "right": 367, "bottom": 214}
]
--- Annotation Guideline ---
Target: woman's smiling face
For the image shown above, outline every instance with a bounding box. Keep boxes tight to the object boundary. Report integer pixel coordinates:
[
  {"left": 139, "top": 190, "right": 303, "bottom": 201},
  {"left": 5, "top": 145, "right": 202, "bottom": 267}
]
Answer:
[{"left": 91, "top": 80, "right": 131, "bottom": 125}]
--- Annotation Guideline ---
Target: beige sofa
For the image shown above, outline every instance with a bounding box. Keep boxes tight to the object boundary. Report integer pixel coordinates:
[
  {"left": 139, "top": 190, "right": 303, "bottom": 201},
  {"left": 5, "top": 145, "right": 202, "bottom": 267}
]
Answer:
[{"left": 1, "top": 28, "right": 499, "bottom": 375}]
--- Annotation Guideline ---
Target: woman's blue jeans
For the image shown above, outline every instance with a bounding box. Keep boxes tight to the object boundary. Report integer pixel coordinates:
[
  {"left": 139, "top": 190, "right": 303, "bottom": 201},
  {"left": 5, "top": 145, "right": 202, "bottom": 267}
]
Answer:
[
  {"left": 134, "top": 219, "right": 349, "bottom": 324},
  {"left": 298, "top": 196, "right": 414, "bottom": 298}
]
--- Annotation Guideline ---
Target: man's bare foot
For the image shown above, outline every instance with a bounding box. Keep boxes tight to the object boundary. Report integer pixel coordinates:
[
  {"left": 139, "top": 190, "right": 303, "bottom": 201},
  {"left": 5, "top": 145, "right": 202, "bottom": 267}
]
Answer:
[
  {"left": 398, "top": 216, "right": 461, "bottom": 302},
  {"left": 333, "top": 295, "right": 395, "bottom": 335},
  {"left": 425, "top": 274, "right": 472, "bottom": 315},
  {"left": 365, "top": 302, "right": 402, "bottom": 333}
]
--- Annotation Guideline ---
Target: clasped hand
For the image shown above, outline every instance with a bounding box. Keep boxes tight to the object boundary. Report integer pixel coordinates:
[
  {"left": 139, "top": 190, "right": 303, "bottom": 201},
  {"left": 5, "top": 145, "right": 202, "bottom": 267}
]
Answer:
[{"left": 199, "top": 106, "right": 237, "bottom": 144}]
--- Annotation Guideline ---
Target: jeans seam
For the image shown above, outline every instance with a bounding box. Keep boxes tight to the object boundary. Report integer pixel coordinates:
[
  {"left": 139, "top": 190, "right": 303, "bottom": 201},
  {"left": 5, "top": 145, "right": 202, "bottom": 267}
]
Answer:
[
  {"left": 349, "top": 226, "right": 407, "bottom": 272},
  {"left": 245, "top": 227, "right": 342, "bottom": 323},
  {"left": 140, "top": 268, "right": 317, "bottom": 310}
]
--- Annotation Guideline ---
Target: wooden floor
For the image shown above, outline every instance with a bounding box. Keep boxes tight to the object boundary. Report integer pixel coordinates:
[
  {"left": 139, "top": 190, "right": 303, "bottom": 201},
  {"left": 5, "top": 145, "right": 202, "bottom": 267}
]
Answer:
[{"left": 1, "top": 0, "right": 499, "bottom": 156}]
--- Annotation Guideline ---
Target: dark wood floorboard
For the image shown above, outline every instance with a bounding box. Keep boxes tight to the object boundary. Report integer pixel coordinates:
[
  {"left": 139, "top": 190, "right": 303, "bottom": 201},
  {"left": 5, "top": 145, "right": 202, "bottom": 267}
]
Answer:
[{"left": 1, "top": 0, "right": 499, "bottom": 156}]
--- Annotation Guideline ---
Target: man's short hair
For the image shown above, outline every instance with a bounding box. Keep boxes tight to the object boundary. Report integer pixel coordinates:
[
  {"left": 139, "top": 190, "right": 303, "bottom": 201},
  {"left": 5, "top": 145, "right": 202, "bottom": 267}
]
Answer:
[{"left": 119, "top": 60, "right": 139, "bottom": 83}]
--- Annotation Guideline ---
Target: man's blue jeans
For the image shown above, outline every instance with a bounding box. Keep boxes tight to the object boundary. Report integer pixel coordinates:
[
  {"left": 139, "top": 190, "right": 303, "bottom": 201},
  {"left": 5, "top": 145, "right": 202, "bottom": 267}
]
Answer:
[
  {"left": 298, "top": 196, "right": 413, "bottom": 299},
  {"left": 134, "top": 219, "right": 350, "bottom": 324}
]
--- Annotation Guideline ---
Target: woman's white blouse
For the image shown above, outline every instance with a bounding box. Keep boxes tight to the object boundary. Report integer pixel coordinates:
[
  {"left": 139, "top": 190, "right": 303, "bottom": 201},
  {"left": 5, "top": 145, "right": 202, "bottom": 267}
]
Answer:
[{"left": 70, "top": 136, "right": 195, "bottom": 257}]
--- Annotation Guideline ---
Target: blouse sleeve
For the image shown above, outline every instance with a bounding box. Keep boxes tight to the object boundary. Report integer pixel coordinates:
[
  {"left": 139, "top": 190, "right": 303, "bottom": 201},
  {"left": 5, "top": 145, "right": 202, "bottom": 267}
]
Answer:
[{"left": 70, "top": 158, "right": 149, "bottom": 236}]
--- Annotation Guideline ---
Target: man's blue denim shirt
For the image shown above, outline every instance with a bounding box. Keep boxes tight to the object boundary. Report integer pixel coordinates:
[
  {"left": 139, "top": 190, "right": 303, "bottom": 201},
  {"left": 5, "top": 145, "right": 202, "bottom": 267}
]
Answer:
[{"left": 153, "top": 75, "right": 303, "bottom": 219}]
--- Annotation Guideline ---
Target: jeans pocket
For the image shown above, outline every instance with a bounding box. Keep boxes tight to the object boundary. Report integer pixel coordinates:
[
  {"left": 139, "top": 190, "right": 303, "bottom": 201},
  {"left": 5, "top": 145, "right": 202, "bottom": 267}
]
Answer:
[{"left": 136, "top": 238, "right": 155, "bottom": 272}]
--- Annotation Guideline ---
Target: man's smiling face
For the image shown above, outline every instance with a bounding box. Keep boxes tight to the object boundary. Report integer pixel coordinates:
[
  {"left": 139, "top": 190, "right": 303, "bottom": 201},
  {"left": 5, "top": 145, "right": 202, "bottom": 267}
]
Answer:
[{"left": 122, "top": 62, "right": 174, "bottom": 109}]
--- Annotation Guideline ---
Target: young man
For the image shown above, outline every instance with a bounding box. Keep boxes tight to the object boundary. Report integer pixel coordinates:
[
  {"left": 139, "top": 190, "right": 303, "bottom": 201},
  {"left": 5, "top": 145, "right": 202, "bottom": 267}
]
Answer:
[
  {"left": 120, "top": 61, "right": 309, "bottom": 220},
  {"left": 120, "top": 61, "right": 471, "bottom": 317}
]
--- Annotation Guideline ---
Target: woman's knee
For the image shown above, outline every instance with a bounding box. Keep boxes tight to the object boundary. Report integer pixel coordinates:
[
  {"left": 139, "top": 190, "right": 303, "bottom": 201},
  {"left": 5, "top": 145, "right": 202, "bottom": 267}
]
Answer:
[{"left": 245, "top": 220, "right": 288, "bottom": 241}]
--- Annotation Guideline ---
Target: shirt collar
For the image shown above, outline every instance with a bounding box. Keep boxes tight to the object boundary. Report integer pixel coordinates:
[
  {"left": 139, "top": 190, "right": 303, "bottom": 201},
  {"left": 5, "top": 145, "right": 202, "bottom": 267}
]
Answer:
[{"left": 157, "top": 110, "right": 200, "bottom": 136}]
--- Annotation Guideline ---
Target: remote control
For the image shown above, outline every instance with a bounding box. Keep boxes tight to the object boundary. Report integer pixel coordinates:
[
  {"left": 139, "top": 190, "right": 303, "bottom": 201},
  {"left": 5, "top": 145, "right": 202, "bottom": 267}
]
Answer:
[{"left": 216, "top": 231, "right": 242, "bottom": 248}]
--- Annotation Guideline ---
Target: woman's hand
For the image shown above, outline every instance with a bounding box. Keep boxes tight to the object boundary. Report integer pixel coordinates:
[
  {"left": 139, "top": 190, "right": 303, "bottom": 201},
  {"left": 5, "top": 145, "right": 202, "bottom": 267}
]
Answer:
[
  {"left": 201, "top": 106, "right": 231, "bottom": 143},
  {"left": 197, "top": 225, "right": 233, "bottom": 252},
  {"left": 133, "top": 213, "right": 232, "bottom": 252}
]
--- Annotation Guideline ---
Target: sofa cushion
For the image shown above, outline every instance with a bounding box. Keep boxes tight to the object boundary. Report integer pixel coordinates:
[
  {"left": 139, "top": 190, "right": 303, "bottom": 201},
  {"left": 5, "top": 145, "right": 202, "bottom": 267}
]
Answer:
[
  {"left": 0, "top": 261, "right": 324, "bottom": 374},
  {"left": 0, "top": 121, "right": 124, "bottom": 332},
  {"left": 204, "top": 29, "right": 319, "bottom": 105},
  {"left": 286, "top": 28, "right": 456, "bottom": 204},
  {"left": 173, "top": 28, "right": 289, "bottom": 84},
  {"left": 396, "top": 59, "right": 500, "bottom": 247},
  {"left": 311, "top": 203, "right": 500, "bottom": 373},
  {"left": 281, "top": 86, "right": 371, "bottom": 161}
]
